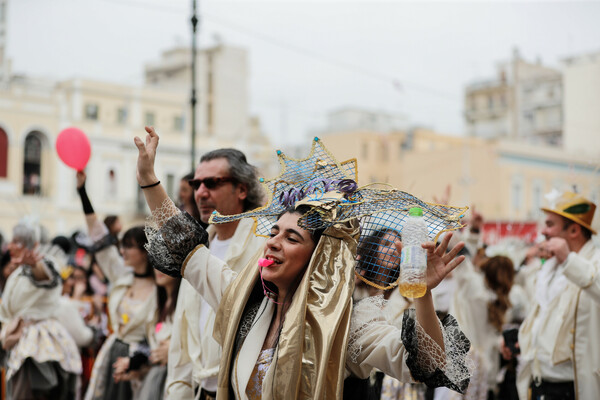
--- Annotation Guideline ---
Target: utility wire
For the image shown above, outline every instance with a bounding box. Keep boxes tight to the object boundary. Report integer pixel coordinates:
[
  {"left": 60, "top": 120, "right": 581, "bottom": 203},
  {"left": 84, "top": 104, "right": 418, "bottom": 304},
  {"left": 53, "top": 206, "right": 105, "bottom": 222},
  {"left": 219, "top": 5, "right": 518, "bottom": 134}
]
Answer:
[{"left": 95, "top": 0, "right": 460, "bottom": 103}]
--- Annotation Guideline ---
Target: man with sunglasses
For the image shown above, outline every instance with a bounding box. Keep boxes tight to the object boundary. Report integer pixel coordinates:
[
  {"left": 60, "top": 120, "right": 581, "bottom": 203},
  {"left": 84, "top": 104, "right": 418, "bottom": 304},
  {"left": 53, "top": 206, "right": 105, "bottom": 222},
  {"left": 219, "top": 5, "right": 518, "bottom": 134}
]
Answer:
[
  {"left": 503, "top": 191, "right": 600, "bottom": 400},
  {"left": 165, "top": 148, "right": 266, "bottom": 400}
]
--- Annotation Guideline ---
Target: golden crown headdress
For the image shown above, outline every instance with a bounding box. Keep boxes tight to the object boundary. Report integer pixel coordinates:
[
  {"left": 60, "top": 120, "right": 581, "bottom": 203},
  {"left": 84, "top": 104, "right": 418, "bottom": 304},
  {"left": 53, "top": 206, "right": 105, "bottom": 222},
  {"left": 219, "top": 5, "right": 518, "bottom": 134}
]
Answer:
[{"left": 210, "top": 137, "right": 468, "bottom": 290}]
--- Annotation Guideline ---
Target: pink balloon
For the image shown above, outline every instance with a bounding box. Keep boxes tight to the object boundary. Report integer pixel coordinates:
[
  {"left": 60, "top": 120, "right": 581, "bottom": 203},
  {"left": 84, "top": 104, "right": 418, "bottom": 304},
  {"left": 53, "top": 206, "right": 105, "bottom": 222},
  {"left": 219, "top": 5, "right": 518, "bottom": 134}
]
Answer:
[{"left": 56, "top": 127, "right": 91, "bottom": 171}]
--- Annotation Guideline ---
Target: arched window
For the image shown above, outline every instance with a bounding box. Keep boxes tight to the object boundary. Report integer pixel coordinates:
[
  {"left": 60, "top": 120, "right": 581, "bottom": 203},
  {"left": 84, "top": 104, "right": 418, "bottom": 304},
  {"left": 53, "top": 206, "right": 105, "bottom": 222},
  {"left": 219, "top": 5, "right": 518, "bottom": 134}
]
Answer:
[
  {"left": 23, "top": 132, "right": 43, "bottom": 195},
  {"left": 107, "top": 168, "right": 117, "bottom": 198},
  {"left": 0, "top": 128, "right": 7, "bottom": 178}
]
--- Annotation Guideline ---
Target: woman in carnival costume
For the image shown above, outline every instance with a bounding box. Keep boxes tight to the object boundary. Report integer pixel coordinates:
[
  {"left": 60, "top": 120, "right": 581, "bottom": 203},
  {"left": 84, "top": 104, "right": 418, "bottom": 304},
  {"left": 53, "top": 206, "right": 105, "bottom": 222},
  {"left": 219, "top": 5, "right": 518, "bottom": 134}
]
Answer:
[
  {"left": 0, "top": 220, "right": 82, "bottom": 399},
  {"left": 134, "top": 126, "right": 472, "bottom": 399},
  {"left": 111, "top": 268, "right": 181, "bottom": 400},
  {"left": 76, "top": 171, "right": 158, "bottom": 400}
]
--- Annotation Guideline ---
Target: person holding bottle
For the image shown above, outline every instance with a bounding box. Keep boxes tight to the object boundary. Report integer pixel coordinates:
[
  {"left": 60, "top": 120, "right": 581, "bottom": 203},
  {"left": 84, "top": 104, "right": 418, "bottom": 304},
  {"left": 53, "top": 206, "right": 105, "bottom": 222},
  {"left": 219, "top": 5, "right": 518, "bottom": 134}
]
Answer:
[{"left": 134, "top": 126, "right": 472, "bottom": 399}]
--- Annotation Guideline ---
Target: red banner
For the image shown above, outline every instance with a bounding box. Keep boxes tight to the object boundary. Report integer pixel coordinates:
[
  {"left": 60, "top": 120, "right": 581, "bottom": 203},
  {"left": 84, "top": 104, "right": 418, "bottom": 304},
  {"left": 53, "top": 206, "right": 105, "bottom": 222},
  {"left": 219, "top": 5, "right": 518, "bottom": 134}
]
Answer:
[{"left": 482, "top": 221, "right": 539, "bottom": 245}]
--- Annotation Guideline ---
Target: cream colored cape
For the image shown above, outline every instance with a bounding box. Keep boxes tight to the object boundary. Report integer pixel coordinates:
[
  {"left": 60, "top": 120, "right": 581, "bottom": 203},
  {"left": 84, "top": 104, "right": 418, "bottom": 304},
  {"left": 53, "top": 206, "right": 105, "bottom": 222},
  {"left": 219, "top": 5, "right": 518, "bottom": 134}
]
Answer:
[
  {"left": 180, "top": 220, "right": 358, "bottom": 399},
  {"left": 216, "top": 220, "right": 358, "bottom": 399}
]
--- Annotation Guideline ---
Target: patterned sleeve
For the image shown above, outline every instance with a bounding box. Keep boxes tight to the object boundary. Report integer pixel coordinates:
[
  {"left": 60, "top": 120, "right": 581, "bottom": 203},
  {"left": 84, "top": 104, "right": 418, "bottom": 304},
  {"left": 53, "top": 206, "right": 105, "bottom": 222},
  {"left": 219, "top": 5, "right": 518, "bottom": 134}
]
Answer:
[
  {"left": 401, "top": 309, "right": 471, "bottom": 394},
  {"left": 145, "top": 199, "right": 209, "bottom": 278},
  {"left": 20, "top": 258, "right": 61, "bottom": 289}
]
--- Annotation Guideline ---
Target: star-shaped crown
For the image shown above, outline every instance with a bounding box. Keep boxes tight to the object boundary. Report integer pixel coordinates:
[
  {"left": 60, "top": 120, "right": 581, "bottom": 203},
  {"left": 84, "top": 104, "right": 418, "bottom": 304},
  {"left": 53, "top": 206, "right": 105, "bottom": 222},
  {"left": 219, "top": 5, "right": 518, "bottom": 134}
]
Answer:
[{"left": 210, "top": 137, "right": 468, "bottom": 290}]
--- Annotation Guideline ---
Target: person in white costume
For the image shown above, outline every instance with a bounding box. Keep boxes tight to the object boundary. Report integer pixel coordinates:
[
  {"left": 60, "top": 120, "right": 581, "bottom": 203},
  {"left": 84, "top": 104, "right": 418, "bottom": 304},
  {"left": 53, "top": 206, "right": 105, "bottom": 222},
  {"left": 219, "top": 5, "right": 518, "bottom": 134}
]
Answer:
[
  {"left": 163, "top": 148, "right": 266, "bottom": 400},
  {"left": 0, "top": 221, "right": 82, "bottom": 399},
  {"left": 504, "top": 191, "right": 600, "bottom": 400},
  {"left": 76, "top": 172, "right": 158, "bottom": 400}
]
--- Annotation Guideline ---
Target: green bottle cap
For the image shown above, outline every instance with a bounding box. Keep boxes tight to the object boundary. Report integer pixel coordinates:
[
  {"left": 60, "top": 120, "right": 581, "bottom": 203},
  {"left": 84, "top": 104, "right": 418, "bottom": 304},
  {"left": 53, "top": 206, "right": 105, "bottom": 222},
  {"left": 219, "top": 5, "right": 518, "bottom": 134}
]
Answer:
[{"left": 409, "top": 207, "right": 423, "bottom": 217}]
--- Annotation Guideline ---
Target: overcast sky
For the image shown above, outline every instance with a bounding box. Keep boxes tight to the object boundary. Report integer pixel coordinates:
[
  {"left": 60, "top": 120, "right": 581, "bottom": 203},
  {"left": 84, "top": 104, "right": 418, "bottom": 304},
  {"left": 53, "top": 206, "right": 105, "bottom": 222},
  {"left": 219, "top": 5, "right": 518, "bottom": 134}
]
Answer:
[{"left": 5, "top": 0, "right": 600, "bottom": 146}]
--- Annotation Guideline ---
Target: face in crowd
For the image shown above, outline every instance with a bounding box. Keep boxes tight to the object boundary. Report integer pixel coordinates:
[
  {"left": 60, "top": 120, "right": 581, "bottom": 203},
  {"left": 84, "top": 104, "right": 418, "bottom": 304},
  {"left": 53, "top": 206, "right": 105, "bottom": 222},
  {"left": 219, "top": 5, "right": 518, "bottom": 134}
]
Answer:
[
  {"left": 261, "top": 211, "right": 317, "bottom": 293},
  {"left": 178, "top": 179, "right": 194, "bottom": 207},
  {"left": 193, "top": 158, "right": 247, "bottom": 223},
  {"left": 355, "top": 229, "right": 401, "bottom": 288},
  {"left": 542, "top": 212, "right": 574, "bottom": 241}
]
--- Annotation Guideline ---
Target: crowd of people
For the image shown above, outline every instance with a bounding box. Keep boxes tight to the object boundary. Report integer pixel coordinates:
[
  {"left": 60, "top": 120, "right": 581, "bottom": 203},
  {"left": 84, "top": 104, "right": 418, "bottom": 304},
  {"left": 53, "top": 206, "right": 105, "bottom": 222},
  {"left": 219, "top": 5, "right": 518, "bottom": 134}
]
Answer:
[{"left": 0, "top": 126, "right": 597, "bottom": 400}]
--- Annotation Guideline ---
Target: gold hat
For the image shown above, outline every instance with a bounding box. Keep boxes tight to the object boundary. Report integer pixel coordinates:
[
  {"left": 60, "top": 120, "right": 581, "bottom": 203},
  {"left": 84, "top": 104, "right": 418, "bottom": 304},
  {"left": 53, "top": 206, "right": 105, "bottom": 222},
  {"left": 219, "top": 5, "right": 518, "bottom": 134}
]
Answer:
[{"left": 541, "top": 191, "right": 597, "bottom": 235}]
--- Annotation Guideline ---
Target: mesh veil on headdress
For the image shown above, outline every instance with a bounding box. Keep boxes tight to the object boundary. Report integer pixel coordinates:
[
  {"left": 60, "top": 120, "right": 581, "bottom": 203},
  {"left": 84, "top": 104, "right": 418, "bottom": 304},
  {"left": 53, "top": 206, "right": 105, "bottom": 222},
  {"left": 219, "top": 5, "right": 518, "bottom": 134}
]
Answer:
[{"left": 210, "top": 137, "right": 468, "bottom": 290}]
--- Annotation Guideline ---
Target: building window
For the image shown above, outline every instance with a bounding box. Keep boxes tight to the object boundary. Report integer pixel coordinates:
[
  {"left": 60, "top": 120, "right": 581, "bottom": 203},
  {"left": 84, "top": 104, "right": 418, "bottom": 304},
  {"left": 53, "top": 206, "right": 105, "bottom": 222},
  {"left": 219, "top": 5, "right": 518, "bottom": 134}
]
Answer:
[
  {"left": 174, "top": 116, "right": 185, "bottom": 132},
  {"left": 23, "top": 132, "right": 43, "bottom": 195},
  {"left": 469, "top": 97, "right": 476, "bottom": 111},
  {"left": 206, "top": 103, "right": 213, "bottom": 135},
  {"left": 500, "top": 94, "right": 507, "bottom": 108},
  {"left": 525, "top": 112, "right": 534, "bottom": 122},
  {"left": 590, "top": 187, "right": 599, "bottom": 207},
  {"left": 117, "top": 108, "right": 128, "bottom": 125},
  {"left": 0, "top": 128, "right": 7, "bottom": 178},
  {"left": 85, "top": 104, "right": 99, "bottom": 120},
  {"left": 136, "top": 185, "right": 147, "bottom": 214},
  {"left": 107, "top": 168, "right": 118, "bottom": 198},
  {"left": 380, "top": 143, "right": 388, "bottom": 162},
  {"left": 166, "top": 173, "right": 175, "bottom": 199},
  {"left": 362, "top": 142, "right": 369, "bottom": 159},
  {"left": 531, "top": 181, "right": 544, "bottom": 218},
  {"left": 145, "top": 112, "right": 155, "bottom": 126},
  {"left": 511, "top": 176, "right": 523, "bottom": 213},
  {"left": 488, "top": 95, "right": 494, "bottom": 110}
]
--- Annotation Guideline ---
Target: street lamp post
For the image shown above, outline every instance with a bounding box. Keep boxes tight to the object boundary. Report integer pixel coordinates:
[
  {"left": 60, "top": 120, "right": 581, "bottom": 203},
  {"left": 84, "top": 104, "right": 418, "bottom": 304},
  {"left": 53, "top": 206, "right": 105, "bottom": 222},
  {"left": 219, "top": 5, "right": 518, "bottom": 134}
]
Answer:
[{"left": 190, "top": 0, "right": 198, "bottom": 171}]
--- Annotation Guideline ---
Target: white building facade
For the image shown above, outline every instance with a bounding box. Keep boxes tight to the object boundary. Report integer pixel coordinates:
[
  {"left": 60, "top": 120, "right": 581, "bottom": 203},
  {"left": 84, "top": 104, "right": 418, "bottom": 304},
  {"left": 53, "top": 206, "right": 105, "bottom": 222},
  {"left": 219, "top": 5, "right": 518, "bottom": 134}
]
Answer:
[
  {"left": 464, "top": 49, "right": 563, "bottom": 145},
  {"left": 563, "top": 51, "right": 600, "bottom": 157},
  {"left": 0, "top": 44, "right": 272, "bottom": 238}
]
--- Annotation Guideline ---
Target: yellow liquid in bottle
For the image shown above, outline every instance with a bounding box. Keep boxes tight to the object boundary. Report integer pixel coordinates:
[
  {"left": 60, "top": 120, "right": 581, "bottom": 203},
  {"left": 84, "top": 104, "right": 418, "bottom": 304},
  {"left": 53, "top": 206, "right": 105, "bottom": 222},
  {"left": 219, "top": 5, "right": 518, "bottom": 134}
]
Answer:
[{"left": 399, "top": 282, "right": 427, "bottom": 298}]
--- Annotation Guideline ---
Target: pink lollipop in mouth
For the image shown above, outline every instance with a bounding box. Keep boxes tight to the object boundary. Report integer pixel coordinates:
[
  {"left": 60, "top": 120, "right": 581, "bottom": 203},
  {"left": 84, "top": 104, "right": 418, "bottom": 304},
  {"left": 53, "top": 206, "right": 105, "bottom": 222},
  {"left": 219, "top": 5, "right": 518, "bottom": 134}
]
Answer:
[
  {"left": 258, "top": 257, "right": 286, "bottom": 305},
  {"left": 258, "top": 258, "right": 275, "bottom": 268}
]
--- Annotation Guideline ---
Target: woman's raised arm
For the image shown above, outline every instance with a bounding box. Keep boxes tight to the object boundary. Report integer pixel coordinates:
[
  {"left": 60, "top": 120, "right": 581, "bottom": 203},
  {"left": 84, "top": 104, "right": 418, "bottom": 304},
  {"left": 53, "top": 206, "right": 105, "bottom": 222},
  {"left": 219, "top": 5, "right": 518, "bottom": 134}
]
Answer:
[
  {"left": 134, "top": 126, "right": 208, "bottom": 279},
  {"left": 394, "top": 232, "right": 465, "bottom": 351},
  {"left": 134, "top": 126, "right": 178, "bottom": 222}
]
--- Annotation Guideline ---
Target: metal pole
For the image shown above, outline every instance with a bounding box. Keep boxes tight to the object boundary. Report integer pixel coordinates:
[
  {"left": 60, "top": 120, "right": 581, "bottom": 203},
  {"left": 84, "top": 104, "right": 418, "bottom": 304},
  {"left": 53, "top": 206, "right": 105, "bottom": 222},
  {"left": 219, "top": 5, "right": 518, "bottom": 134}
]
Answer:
[{"left": 190, "top": 0, "right": 198, "bottom": 170}]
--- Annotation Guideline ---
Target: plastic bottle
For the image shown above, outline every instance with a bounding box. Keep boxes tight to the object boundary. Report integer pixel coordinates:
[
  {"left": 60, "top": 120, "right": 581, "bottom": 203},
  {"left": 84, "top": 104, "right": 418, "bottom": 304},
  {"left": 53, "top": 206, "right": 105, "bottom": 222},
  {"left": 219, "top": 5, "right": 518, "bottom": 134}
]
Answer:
[{"left": 399, "top": 207, "right": 428, "bottom": 298}]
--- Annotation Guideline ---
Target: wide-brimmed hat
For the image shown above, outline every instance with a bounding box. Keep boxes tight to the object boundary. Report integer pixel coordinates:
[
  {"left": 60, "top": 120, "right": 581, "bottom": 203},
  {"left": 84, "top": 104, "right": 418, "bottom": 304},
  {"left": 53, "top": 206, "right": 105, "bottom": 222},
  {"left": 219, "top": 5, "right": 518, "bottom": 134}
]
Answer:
[{"left": 541, "top": 191, "right": 597, "bottom": 235}]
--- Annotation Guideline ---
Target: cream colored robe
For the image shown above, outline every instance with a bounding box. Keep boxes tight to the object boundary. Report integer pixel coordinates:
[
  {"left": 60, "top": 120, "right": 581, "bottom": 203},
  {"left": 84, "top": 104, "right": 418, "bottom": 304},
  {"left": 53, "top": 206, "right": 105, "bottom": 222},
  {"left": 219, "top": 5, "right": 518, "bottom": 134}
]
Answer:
[
  {"left": 165, "top": 218, "right": 266, "bottom": 399},
  {"left": 0, "top": 262, "right": 82, "bottom": 381},
  {"left": 517, "top": 240, "right": 600, "bottom": 400}
]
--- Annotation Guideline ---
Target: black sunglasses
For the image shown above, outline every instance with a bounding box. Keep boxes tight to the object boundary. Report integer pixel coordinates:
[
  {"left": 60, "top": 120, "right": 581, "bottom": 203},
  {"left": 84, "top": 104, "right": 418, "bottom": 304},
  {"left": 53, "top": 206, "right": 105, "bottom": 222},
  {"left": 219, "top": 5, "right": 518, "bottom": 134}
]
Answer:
[{"left": 188, "top": 177, "right": 237, "bottom": 190}]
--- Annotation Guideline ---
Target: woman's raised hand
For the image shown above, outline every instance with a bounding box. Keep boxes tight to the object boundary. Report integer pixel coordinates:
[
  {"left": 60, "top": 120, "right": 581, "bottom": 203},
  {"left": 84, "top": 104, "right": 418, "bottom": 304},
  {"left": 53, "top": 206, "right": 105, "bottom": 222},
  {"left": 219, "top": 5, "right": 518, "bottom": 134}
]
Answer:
[
  {"left": 11, "top": 245, "right": 42, "bottom": 267},
  {"left": 76, "top": 171, "right": 86, "bottom": 189},
  {"left": 422, "top": 232, "right": 465, "bottom": 290},
  {"left": 392, "top": 232, "right": 465, "bottom": 293},
  {"left": 134, "top": 126, "right": 160, "bottom": 186}
]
